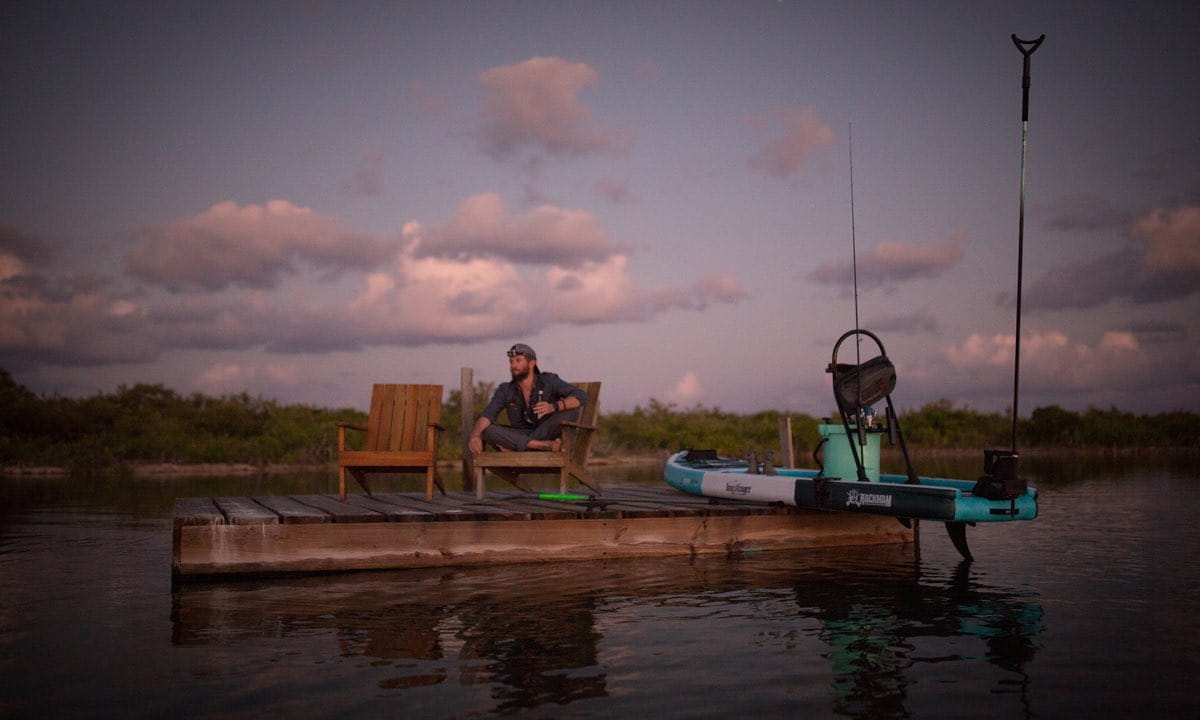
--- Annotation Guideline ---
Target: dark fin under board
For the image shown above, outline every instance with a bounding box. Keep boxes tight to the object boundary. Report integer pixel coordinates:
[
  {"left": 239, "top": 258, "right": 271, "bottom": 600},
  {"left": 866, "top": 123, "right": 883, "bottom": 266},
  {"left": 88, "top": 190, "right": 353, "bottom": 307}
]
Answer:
[{"left": 946, "top": 521, "right": 973, "bottom": 562}]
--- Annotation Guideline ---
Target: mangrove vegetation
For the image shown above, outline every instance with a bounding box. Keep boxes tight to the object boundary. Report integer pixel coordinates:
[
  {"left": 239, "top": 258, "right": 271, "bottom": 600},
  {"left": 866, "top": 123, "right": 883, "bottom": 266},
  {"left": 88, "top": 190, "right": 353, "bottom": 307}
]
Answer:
[{"left": 1, "top": 369, "right": 1196, "bottom": 474}]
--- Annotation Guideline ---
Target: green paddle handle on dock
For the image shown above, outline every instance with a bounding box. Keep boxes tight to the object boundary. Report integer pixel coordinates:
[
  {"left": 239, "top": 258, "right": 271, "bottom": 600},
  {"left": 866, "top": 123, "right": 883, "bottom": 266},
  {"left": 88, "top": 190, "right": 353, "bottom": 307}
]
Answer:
[{"left": 536, "top": 493, "right": 592, "bottom": 501}]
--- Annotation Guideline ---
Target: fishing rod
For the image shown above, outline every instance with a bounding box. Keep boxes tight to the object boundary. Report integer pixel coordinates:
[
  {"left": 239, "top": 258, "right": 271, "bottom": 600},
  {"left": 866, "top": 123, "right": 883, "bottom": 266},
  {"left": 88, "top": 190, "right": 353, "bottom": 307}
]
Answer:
[
  {"left": 974, "top": 34, "right": 1045, "bottom": 512},
  {"left": 1010, "top": 34, "right": 1044, "bottom": 455},
  {"left": 834, "top": 127, "right": 909, "bottom": 476},
  {"left": 835, "top": 125, "right": 924, "bottom": 554},
  {"left": 849, "top": 123, "right": 863, "bottom": 427}
]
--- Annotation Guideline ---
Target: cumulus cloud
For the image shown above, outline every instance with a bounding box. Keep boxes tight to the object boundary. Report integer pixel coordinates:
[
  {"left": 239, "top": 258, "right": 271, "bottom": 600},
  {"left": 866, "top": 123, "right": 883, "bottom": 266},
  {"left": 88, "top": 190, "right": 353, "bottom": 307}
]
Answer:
[
  {"left": 197, "top": 362, "right": 244, "bottom": 387},
  {"left": 1125, "top": 320, "right": 1186, "bottom": 344},
  {"left": 1136, "top": 205, "right": 1200, "bottom": 273},
  {"left": 0, "top": 273, "right": 157, "bottom": 367},
  {"left": 545, "top": 257, "right": 745, "bottom": 324},
  {"left": 1025, "top": 204, "right": 1200, "bottom": 310},
  {"left": 126, "top": 200, "right": 400, "bottom": 291},
  {"left": 342, "top": 253, "right": 539, "bottom": 346},
  {"left": 159, "top": 246, "right": 745, "bottom": 357},
  {"left": 943, "top": 329, "right": 1150, "bottom": 392},
  {"left": 0, "top": 264, "right": 326, "bottom": 369},
  {"left": 0, "top": 253, "right": 30, "bottom": 281},
  {"left": 891, "top": 323, "right": 1200, "bottom": 412},
  {"left": 748, "top": 105, "right": 835, "bottom": 177},
  {"left": 478, "top": 56, "right": 631, "bottom": 159},
  {"left": 6, "top": 195, "right": 745, "bottom": 367},
  {"left": 197, "top": 361, "right": 305, "bottom": 393},
  {"left": 335, "top": 252, "right": 745, "bottom": 348},
  {"left": 145, "top": 292, "right": 281, "bottom": 351},
  {"left": 689, "top": 272, "right": 747, "bottom": 304},
  {"left": 204, "top": 253, "right": 739, "bottom": 354},
  {"left": 807, "top": 233, "right": 966, "bottom": 286},
  {"left": 670, "top": 371, "right": 703, "bottom": 403},
  {"left": 410, "top": 193, "right": 621, "bottom": 267}
]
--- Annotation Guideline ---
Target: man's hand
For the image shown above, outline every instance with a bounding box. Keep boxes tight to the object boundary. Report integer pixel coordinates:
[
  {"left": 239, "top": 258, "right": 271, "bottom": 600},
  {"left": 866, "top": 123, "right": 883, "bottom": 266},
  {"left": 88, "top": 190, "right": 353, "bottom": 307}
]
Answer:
[
  {"left": 469, "top": 416, "right": 491, "bottom": 454},
  {"left": 533, "top": 400, "right": 557, "bottom": 419}
]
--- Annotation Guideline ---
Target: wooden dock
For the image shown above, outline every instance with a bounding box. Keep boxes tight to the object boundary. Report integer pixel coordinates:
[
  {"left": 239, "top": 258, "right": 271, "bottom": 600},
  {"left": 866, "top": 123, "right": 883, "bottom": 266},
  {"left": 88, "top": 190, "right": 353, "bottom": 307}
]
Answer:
[{"left": 172, "top": 486, "right": 913, "bottom": 578}]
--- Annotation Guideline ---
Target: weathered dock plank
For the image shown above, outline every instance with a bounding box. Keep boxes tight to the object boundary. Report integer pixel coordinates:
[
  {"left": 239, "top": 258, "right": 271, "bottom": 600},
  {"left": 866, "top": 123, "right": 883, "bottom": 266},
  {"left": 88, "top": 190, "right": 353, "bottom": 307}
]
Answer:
[
  {"left": 252, "top": 495, "right": 329, "bottom": 524},
  {"left": 460, "top": 494, "right": 583, "bottom": 520},
  {"left": 214, "top": 497, "right": 279, "bottom": 525},
  {"left": 172, "top": 486, "right": 914, "bottom": 579},
  {"left": 342, "top": 493, "right": 433, "bottom": 522},
  {"left": 502, "top": 495, "right": 623, "bottom": 519},
  {"left": 581, "top": 493, "right": 694, "bottom": 518},
  {"left": 443, "top": 492, "right": 536, "bottom": 520},
  {"left": 173, "top": 497, "right": 224, "bottom": 527},
  {"left": 293, "top": 494, "right": 385, "bottom": 523},
  {"left": 374, "top": 492, "right": 503, "bottom": 521}
]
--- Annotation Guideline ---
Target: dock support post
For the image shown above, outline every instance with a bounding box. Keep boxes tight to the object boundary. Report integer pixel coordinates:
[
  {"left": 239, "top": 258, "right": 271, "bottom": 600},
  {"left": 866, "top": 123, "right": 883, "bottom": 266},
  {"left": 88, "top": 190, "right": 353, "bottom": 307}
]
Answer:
[
  {"left": 778, "top": 416, "right": 795, "bottom": 468},
  {"left": 461, "top": 367, "right": 475, "bottom": 493}
]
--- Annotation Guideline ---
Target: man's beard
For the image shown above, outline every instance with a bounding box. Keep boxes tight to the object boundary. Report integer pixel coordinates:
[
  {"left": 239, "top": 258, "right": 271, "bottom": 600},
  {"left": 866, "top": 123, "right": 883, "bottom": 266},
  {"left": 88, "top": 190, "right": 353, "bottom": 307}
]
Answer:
[{"left": 511, "top": 368, "right": 530, "bottom": 381}]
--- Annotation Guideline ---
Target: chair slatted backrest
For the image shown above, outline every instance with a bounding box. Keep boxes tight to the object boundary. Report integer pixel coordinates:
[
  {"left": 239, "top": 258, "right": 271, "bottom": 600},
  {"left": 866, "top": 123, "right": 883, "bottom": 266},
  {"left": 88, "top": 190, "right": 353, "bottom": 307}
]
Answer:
[
  {"left": 364, "top": 384, "right": 442, "bottom": 452},
  {"left": 565, "top": 381, "right": 601, "bottom": 463}
]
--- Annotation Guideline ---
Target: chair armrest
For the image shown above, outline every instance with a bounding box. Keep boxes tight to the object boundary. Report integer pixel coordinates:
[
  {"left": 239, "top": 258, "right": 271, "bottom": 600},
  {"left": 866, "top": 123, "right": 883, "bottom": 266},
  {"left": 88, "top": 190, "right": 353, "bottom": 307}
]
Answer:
[
  {"left": 429, "top": 422, "right": 446, "bottom": 432},
  {"left": 560, "top": 421, "right": 597, "bottom": 431},
  {"left": 338, "top": 422, "right": 368, "bottom": 432}
]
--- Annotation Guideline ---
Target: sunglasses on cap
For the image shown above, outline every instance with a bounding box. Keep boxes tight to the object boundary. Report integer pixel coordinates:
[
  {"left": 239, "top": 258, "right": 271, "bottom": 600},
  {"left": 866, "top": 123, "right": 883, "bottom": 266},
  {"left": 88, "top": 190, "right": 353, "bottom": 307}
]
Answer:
[{"left": 507, "top": 349, "right": 533, "bottom": 359}]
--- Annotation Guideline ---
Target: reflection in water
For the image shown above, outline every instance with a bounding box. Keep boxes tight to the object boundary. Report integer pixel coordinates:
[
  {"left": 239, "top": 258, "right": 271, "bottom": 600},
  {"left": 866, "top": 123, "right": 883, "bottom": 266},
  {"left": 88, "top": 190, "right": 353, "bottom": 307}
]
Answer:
[
  {"left": 454, "top": 597, "right": 604, "bottom": 710},
  {"left": 172, "top": 566, "right": 610, "bottom": 712},
  {"left": 172, "top": 548, "right": 1043, "bottom": 717},
  {"left": 796, "top": 558, "right": 1042, "bottom": 718}
]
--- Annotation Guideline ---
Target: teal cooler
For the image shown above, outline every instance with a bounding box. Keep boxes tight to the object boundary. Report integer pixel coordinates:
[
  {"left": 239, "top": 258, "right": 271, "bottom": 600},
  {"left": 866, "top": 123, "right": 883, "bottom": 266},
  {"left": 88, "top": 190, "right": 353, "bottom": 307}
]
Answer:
[{"left": 819, "top": 424, "right": 882, "bottom": 482}]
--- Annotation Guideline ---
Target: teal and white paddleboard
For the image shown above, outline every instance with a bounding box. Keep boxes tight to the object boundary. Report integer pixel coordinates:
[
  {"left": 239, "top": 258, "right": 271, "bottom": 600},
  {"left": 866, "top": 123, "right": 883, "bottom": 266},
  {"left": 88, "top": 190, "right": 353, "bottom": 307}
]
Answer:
[{"left": 664, "top": 450, "right": 1038, "bottom": 524}]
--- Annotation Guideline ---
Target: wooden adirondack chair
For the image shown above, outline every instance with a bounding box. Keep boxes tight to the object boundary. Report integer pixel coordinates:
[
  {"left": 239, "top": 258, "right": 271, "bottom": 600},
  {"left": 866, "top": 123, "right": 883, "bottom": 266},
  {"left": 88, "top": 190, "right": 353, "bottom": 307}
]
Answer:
[
  {"left": 471, "top": 381, "right": 601, "bottom": 500},
  {"left": 337, "top": 384, "right": 444, "bottom": 500}
]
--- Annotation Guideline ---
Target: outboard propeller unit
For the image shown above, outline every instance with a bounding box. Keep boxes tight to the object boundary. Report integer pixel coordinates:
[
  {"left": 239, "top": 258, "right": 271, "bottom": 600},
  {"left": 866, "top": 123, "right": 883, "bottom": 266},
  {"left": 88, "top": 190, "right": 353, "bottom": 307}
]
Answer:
[{"left": 826, "top": 328, "right": 974, "bottom": 561}]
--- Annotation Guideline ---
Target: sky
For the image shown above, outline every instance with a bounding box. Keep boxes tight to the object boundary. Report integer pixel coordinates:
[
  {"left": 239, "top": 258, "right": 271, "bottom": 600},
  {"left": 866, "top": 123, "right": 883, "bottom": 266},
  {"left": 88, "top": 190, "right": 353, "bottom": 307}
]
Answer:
[{"left": 2, "top": 0, "right": 1198, "bottom": 419}]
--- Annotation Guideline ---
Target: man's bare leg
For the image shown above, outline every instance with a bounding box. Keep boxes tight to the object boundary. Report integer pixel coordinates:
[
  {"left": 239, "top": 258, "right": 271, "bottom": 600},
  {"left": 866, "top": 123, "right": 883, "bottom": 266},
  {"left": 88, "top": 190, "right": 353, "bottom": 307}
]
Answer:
[{"left": 526, "top": 438, "right": 563, "bottom": 451}]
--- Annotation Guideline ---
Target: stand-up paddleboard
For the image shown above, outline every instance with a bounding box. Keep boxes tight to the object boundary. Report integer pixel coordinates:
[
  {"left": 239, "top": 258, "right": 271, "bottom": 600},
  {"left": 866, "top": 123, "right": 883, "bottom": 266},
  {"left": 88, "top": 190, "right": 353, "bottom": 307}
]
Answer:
[
  {"left": 667, "top": 38, "right": 1052, "bottom": 559},
  {"left": 664, "top": 449, "right": 1038, "bottom": 524}
]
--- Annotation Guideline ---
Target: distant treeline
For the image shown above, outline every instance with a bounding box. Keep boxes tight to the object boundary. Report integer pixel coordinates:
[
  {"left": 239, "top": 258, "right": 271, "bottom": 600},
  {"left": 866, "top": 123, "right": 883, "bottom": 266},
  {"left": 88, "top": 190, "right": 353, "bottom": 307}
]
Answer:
[
  {"left": 598, "top": 398, "right": 1200, "bottom": 456},
  {"left": 1, "top": 370, "right": 361, "bottom": 473},
  {"left": 1, "top": 370, "right": 1196, "bottom": 473}
]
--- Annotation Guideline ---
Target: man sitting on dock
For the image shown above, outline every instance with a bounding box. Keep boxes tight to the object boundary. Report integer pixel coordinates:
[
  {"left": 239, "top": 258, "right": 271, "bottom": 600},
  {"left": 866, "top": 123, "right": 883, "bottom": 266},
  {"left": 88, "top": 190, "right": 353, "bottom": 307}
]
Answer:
[{"left": 467, "top": 343, "right": 588, "bottom": 453}]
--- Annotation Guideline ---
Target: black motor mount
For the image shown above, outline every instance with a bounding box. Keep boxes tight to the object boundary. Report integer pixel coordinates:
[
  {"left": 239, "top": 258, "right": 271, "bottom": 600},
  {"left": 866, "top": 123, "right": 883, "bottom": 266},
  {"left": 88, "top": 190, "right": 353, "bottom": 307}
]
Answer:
[{"left": 973, "top": 449, "right": 1027, "bottom": 501}]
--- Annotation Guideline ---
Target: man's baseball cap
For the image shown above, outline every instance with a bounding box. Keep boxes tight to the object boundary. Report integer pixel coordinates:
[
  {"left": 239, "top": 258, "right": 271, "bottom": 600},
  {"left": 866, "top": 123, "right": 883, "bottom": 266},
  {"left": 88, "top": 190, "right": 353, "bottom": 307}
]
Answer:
[{"left": 507, "top": 343, "right": 536, "bottom": 360}]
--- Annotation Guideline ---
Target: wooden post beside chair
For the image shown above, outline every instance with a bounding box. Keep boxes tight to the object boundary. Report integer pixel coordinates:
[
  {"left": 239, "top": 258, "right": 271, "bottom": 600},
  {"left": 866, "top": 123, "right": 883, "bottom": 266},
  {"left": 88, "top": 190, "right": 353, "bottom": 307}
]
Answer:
[
  {"left": 337, "top": 384, "right": 444, "bottom": 500},
  {"left": 469, "top": 380, "right": 602, "bottom": 500}
]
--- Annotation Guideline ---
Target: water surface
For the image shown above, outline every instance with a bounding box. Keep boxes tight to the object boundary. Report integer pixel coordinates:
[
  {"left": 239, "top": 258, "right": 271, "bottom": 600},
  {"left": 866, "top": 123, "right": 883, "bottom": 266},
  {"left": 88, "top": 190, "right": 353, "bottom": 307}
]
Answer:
[{"left": 1, "top": 456, "right": 1197, "bottom": 718}]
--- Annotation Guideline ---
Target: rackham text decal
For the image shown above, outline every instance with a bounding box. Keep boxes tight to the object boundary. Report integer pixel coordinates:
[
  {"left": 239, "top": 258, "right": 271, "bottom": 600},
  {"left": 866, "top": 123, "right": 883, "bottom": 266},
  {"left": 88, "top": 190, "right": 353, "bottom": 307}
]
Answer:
[
  {"left": 725, "top": 482, "right": 752, "bottom": 496},
  {"left": 846, "top": 489, "right": 893, "bottom": 508}
]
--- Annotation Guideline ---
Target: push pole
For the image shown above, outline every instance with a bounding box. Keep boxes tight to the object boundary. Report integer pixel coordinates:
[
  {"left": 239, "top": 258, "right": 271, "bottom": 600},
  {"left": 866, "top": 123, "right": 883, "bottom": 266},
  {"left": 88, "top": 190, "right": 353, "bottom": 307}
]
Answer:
[{"left": 1010, "top": 34, "right": 1044, "bottom": 455}]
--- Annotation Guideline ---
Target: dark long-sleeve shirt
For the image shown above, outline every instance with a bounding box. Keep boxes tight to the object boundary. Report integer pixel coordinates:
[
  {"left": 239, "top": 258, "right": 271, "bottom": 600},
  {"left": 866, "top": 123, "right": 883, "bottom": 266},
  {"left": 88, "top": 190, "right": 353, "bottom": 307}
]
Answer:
[{"left": 479, "top": 372, "right": 588, "bottom": 430}]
